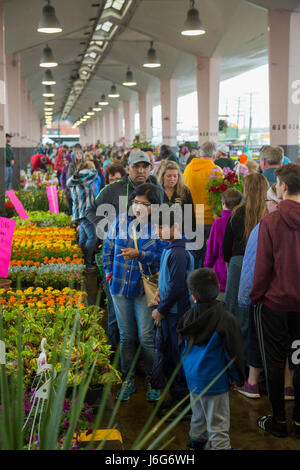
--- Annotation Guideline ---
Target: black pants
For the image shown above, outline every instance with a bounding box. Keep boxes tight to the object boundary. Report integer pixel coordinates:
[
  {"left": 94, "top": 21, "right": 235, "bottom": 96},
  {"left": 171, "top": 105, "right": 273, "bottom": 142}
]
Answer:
[{"left": 254, "top": 303, "right": 300, "bottom": 421}]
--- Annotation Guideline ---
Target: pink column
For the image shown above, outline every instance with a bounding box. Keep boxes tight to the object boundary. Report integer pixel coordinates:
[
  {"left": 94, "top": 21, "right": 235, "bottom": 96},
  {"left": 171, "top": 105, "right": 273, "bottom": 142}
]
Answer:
[
  {"left": 109, "top": 110, "right": 115, "bottom": 145},
  {"left": 99, "top": 115, "right": 107, "bottom": 145},
  {"left": 20, "top": 77, "right": 31, "bottom": 147},
  {"left": 269, "top": 10, "right": 300, "bottom": 160},
  {"left": 196, "top": 57, "right": 221, "bottom": 146},
  {"left": 138, "top": 92, "right": 153, "bottom": 142},
  {"left": 27, "top": 92, "right": 33, "bottom": 146},
  {"left": 104, "top": 112, "right": 112, "bottom": 145},
  {"left": 113, "top": 106, "right": 123, "bottom": 145},
  {"left": 0, "top": 4, "right": 6, "bottom": 215},
  {"left": 123, "top": 100, "right": 136, "bottom": 147},
  {"left": 94, "top": 117, "right": 100, "bottom": 143},
  {"left": 160, "top": 78, "right": 178, "bottom": 148}
]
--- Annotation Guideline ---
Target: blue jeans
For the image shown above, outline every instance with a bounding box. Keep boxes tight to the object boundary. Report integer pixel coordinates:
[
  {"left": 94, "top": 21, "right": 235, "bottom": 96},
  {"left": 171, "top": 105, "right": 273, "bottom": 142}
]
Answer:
[
  {"left": 78, "top": 218, "right": 97, "bottom": 267},
  {"left": 161, "top": 314, "right": 189, "bottom": 399},
  {"left": 103, "top": 282, "right": 119, "bottom": 350},
  {"left": 112, "top": 294, "right": 155, "bottom": 381},
  {"left": 5, "top": 166, "right": 12, "bottom": 190}
]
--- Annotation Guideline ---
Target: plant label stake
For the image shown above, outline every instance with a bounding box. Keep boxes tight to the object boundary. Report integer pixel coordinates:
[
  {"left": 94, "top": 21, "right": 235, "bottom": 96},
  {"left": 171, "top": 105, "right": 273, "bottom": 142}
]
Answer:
[
  {"left": 0, "top": 340, "right": 5, "bottom": 364},
  {"left": 23, "top": 338, "right": 57, "bottom": 449}
]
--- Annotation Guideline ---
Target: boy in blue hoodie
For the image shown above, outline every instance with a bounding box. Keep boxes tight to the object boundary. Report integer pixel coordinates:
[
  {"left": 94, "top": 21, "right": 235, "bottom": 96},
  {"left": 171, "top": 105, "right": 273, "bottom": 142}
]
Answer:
[
  {"left": 151, "top": 211, "right": 194, "bottom": 418},
  {"left": 177, "top": 268, "right": 245, "bottom": 450}
]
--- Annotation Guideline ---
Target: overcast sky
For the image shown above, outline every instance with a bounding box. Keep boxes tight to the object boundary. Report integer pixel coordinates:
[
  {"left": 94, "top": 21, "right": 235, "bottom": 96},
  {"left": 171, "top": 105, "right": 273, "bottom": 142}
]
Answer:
[{"left": 150, "top": 64, "right": 270, "bottom": 135}]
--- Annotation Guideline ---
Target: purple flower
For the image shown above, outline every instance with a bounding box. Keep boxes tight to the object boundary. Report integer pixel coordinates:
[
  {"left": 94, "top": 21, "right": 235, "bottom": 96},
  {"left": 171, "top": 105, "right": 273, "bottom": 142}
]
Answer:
[
  {"left": 222, "top": 167, "right": 232, "bottom": 175},
  {"left": 63, "top": 420, "right": 69, "bottom": 430},
  {"left": 238, "top": 165, "right": 249, "bottom": 176}
]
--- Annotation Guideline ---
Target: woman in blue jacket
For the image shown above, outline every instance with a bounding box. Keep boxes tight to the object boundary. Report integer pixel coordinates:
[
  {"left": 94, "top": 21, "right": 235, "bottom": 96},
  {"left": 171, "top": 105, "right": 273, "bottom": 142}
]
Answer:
[{"left": 103, "top": 183, "right": 166, "bottom": 401}]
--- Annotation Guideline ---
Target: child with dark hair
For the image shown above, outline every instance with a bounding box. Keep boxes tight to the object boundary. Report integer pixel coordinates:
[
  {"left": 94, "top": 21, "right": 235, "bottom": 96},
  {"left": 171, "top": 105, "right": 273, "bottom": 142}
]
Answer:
[
  {"left": 151, "top": 211, "right": 195, "bottom": 419},
  {"left": 177, "top": 268, "right": 245, "bottom": 450},
  {"left": 204, "top": 188, "right": 242, "bottom": 292}
]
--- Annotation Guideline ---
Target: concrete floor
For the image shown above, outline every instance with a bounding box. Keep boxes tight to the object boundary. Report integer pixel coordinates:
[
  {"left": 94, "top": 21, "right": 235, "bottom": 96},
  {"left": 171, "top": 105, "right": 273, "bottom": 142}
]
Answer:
[
  {"left": 85, "top": 272, "right": 300, "bottom": 451},
  {"left": 112, "top": 375, "right": 300, "bottom": 451}
]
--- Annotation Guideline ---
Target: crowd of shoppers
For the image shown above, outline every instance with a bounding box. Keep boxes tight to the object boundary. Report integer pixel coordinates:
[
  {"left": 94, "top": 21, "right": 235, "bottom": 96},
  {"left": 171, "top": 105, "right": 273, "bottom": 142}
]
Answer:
[{"left": 9, "top": 136, "right": 300, "bottom": 449}]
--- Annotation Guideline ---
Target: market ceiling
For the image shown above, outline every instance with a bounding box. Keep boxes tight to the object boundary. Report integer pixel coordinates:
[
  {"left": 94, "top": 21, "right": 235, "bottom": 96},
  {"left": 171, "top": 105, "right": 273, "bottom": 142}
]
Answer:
[{"left": 4, "top": 0, "right": 300, "bottom": 125}]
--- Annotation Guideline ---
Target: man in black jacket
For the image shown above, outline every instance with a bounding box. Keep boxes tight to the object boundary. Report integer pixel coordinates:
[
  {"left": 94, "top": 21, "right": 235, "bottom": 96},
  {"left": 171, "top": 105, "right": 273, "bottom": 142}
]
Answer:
[{"left": 86, "top": 149, "right": 163, "bottom": 238}]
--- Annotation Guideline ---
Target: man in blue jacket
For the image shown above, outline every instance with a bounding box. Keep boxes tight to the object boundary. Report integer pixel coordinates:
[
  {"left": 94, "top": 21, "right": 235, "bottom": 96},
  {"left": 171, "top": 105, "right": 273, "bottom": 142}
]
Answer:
[
  {"left": 152, "top": 212, "right": 194, "bottom": 419},
  {"left": 177, "top": 268, "right": 245, "bottom": 450}
]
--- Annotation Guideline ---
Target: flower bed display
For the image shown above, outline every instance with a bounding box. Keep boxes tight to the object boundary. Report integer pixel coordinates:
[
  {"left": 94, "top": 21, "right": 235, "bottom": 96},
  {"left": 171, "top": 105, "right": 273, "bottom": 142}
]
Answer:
[
  {"left": 13, "top": 211, "right": 71, "bottom": 227},
  {"left": 0, "top": 287, "right": 118, "bottom": 388},
  {"left": 8, "top": 225, "right": 84, "bottom": 288},
  {"left": 206, "top": 167, "right": 246, "bottom": 217},
  {"left": 20, "top": 170, "right": 59, "bottom": 190},
  {"left": 7, "top": 188, "right": 68, "bottom": 214}
]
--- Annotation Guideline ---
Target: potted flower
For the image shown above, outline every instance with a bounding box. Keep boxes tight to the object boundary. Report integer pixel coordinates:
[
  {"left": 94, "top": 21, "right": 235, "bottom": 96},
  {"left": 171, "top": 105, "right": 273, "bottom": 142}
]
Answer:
[{"left": 206, "top": 166, "right": 248, "bottom": 217}]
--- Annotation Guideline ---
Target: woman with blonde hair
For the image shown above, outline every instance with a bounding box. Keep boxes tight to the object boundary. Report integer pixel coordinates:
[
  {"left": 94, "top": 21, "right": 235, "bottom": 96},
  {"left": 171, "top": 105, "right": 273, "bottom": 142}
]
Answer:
[
  {"left": 84, "top": 151, "right": 93, "bottom": 162},
  {"left": 157, "top": 160, "right": 196, "bottom": 235},
  {"left": 223, "top": 173, "right": 269, "bottom": 344}
]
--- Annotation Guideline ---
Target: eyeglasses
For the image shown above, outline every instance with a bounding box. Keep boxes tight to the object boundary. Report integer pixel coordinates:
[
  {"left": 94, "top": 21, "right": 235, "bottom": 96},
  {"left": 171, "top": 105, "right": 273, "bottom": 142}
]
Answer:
[{"left": 132, "top": 199, "right": 152, "bottom": 207}]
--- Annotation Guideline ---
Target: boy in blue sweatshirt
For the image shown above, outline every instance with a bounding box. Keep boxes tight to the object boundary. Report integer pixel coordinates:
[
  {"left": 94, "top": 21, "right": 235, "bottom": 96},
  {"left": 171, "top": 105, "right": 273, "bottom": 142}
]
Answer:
[
  {"left": 177, "top": 268, "right": 245, "bottom": 450},
  {"left": 152, "top": 212, "right": 194, "bottom": 418}
]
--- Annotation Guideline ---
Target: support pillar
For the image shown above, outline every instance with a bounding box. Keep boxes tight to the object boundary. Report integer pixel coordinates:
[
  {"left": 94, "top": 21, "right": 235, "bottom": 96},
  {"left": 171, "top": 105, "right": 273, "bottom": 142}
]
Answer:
[
  {"left": 138, "top": 92, "right": 153, "bottom": 142},
  {"left": 269, "top": 9, "right": 300, "bottom": 160},
  {"left": 113, "top": 106, "right": 123, "bottom": 145},
  {"left": 104, "top": 112, "right": 112, "bottom": 146},
  {"left": 196, "top": 57, "right": 221, "bottom": 146},
  {"left": 6, "top": 53, "right": 22, "bottom": 189},
  {"left": 109, "top": 109, "right": 115, "bottom": 145},
  {"left": 99, "top": 115, "right": 107, "bottom": 145},
  {"left": 0, "top": 4, "right": 5, "bottom": 215},
  {"left": 160, "top": 78, "right": 178, "bottom": 149},
  {"left": 123, "top": 100, "right": 136, "bottom": 147}
]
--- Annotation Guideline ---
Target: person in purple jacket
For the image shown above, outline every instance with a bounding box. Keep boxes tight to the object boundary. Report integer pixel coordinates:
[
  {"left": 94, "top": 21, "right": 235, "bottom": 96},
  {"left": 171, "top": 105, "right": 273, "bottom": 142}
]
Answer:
[{"left": 204, "top": 188, "right": 242, "bottom": 292}]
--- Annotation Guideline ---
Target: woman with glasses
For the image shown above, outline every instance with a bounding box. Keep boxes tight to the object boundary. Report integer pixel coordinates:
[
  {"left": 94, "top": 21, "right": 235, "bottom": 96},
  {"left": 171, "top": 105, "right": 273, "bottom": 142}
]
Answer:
[{"left": 102, "top": 183, "right": 166, "bottom": 402}]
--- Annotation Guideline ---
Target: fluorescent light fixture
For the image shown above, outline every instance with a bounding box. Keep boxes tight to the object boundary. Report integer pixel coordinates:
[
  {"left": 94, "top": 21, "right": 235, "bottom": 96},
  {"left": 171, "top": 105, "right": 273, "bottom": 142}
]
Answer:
[
  {"left": 42, "top": 69, "right": 56, "bottom": 85},
  {"left": 40, "top": 45, "right": 58, "bottom": 67},
  {"left": 122, "top": 67, "right": 136, "bottom": 86},
  {"left": 99, "top": 94, "right": 109, "bottom": 105},
  {"left": 43, "top": 86, "right": 55, "bottom": 97},
  {"left": 37, "top": 1, "right": 62, "bottom": 34},
  {"left": 45, "top": 101, "right": 55, "bottom": 105},
  {"left": 143, "top": 41, "right": 161, "bottom": 68},
  {"left": 108, "top": 84, "right": 120, "bottom": 98},
  {"left": 181, "top": 0, "right": 206, "bottom": 36}
]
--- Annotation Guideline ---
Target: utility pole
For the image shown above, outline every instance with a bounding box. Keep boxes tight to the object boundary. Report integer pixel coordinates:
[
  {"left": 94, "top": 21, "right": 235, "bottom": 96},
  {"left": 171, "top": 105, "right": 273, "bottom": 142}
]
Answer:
[
  {"left": 236, "top": 97, "right": 240, "bottom": 139},
  {"left": 247, "top": 92, "right": 253, "bottom": 146}
]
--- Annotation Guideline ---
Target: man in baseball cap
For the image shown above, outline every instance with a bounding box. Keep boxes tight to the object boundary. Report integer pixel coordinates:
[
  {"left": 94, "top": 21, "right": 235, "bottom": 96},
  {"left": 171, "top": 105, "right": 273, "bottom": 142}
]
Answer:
[
  {"left": 215, "top": 144, "right": 235, "bottom": 170},
  {"left": 86, "top": 149, "right": 162, "bottom": 230}
]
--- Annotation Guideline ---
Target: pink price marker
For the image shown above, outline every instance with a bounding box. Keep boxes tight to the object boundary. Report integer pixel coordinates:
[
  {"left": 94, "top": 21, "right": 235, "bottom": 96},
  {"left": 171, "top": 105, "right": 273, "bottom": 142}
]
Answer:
[
  {"left": 0, "top": 217, "right": 16, "bottom": 277},
  {"left": 6, "top": 190, "right": 29, "bottom": 220},
  {"left": 46, "top": 185, "right": 60, "bottom": 214}
]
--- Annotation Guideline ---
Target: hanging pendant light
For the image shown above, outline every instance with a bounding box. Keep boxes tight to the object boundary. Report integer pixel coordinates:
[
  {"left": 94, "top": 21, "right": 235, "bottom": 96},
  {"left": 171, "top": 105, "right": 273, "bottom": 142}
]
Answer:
[
  {"left": 143, "top": 41, "right": 161, "bottom": 68},
  {"left": 40, "top": 45, "right": 58, "bottom": 67},
  {"left": 93, "top": 101, "right": 102, "bottom": 111},
  {"left": 108, "top": 84, "right": 120, "bottom": 98},
  {"left": 42, "top": 69, "right": 56, "bottom": 85},
  {"left": 123, "top": 68, "right": 137, "bottom": 86},
  {"left": 38, "top": 0, "right": 63, "bottom": 34},
  {"left": 98, "top": 94, "right": 109, "bottom": 106},
  {"left": 43, "top": 85, "right": 55, "bottom": 97},
  {"left": 181, "top": 0, "right": 206, "bottom": 36},
  {"left": 45, "top": 101, "right": 55, "bottom": 105},
  {"left": 87, "top": 107, "right": 95, "bottom": 116}
]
